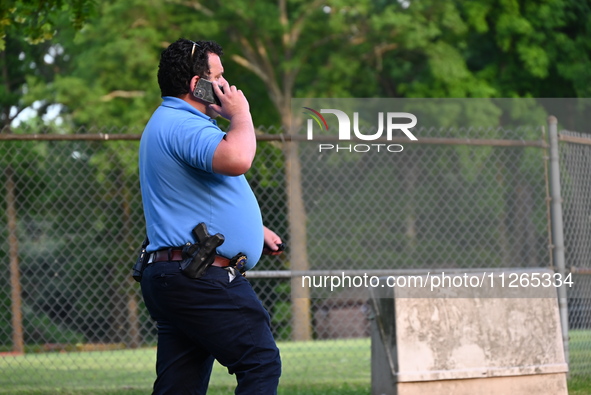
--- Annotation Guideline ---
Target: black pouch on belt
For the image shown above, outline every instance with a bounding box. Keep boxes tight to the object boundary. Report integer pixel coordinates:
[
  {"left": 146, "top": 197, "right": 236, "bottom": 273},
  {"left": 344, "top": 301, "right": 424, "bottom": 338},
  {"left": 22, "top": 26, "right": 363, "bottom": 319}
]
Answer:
[
  {"left": 180, "top": 223, "right": 225, "bottom": 279},
  {"left": 132, "top": 236, "right": 150, "bottom": 282}
]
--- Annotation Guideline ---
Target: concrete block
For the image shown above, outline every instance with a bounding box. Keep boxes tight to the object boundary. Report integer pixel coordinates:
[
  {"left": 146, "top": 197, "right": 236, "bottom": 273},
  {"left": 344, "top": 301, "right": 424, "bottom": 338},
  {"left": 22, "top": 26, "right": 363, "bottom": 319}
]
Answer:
[{"left": 370, "top": 269, "right": 568, "bottom": 395}]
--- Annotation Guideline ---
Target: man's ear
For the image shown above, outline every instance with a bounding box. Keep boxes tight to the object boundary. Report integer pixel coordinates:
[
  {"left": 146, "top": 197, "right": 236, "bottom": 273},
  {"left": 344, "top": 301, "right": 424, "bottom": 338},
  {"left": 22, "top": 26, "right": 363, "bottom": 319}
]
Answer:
[{"left": 190, "top": 75, "right": 200, "bottom": 94}]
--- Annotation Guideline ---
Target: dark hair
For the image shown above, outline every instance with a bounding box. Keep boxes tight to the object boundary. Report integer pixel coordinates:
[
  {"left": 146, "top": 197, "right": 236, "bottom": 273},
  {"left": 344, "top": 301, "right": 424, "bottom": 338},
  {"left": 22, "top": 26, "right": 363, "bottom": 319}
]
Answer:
[{"left": 157, "top": 38, "right": 224, "bottom": 97}]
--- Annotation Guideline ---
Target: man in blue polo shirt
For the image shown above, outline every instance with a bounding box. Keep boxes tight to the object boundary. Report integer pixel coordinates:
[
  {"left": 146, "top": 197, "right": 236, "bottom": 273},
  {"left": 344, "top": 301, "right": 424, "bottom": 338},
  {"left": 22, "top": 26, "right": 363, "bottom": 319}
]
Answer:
[{"left": 139, "top": 38, "right": 282, "bottom": 394}]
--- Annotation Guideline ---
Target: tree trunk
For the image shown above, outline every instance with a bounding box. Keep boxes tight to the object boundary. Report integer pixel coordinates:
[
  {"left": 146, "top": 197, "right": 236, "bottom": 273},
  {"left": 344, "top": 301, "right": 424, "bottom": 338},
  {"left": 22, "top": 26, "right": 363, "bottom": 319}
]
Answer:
[
  {"left": 279, "top": 101, "right": 312, "bottom": 340},
  {"left": 404, "top": 155, "right": 419, "bottom": 255},
  {"left": 120, "top": 177, "right": 142, "bottom": 348},
  {"left": 114, "top": 164, "right": 142, "bottom": 348},
  {"left": 496, "top": 159, "right": 512, "bottom": 267},
  {"left": 5, "top": 164, "right": 24, "bottom": 353},
  {"left": 2, "top": 45, "right": 24, "bottom": 354},
  {"left": 284, "top": 139, "right": 312, "bottom": 341}
]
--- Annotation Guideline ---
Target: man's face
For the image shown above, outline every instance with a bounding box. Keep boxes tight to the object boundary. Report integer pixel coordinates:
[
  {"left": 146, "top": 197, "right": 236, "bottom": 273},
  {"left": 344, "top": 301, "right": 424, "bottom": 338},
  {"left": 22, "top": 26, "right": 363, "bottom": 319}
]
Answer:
[
  {"left": 205, "top": 53, "right": 225, "bottom": 118},
  {"left": 206, "top": 53, "right": 225, "bottom": 84}
]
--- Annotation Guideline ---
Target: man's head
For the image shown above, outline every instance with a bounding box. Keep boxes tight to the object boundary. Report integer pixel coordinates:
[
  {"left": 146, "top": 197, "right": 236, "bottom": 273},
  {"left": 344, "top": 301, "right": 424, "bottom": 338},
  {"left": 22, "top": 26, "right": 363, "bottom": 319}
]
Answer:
[{"left": 157, "top": 38, "right": 224, "bottom": 98}]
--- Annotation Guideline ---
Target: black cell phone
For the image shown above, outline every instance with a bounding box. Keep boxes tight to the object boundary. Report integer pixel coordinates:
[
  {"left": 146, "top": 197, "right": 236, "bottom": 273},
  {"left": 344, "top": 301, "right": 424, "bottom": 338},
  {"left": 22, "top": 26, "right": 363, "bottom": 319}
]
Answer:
[
  {"left": 263, "top": 242, "right": 285, "bottom": 254},
  {"left": 193, "top": 78, "right": 221, "bottom": 106}
]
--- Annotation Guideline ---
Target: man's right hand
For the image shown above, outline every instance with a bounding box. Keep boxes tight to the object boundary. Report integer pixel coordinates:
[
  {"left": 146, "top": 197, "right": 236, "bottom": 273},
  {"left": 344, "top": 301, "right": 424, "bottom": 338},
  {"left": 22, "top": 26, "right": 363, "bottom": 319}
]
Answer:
[
  {"left": 210, "top": 80, "right": 257, "bottom": 176},
  {"left": 209, "top": 80, "right": 250, "bottom": 121}
]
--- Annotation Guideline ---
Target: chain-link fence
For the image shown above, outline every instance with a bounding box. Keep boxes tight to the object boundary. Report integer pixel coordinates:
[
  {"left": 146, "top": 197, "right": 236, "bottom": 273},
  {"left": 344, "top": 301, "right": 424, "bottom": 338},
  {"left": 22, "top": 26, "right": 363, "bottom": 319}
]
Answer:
[
  {"left": 559, "top": 130, "right": 591, "bottom": 376},
  {"left": 0, "top": 122, "right": 589, "bottom": 390}
]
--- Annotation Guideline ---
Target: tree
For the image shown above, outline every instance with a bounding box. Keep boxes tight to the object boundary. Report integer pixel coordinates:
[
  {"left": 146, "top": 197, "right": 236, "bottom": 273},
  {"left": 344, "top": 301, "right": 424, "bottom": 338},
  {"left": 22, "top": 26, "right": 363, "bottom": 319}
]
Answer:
[
  {"left": 52, "top": 0, "right": 591, "bottom": 342},
  {"left": 373, "top": 0, "right": 591, "bottom": 98},
  {"left": 0, "top": 0, "right": 95, "bottom": 51},
  {"left": 464, "top": 0, "right": 591, "bottom": 98},
  {"left": 1, "top": 30, "right": 55, "bottom": 356},
  {"left": 170, "top": 0, "right": 376, "bottom": 340},
  {"left": 6, "top": 0, "right": 591, "bottom": 346},
  {"left": 1, "top": 0, "right": 95, "bottom": 353}
]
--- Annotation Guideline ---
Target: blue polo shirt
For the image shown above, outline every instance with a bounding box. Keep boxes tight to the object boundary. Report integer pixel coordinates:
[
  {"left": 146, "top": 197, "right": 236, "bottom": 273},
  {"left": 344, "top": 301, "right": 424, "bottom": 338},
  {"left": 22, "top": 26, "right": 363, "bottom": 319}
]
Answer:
[{"left": 139, "top": 96, "right": 263, "bottom": 269}]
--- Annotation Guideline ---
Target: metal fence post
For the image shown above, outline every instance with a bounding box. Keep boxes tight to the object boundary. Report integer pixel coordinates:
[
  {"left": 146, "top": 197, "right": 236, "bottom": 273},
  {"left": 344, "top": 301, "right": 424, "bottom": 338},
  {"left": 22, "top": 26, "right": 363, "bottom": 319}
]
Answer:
[{"left": 547, "top": 115, "right": 569, "bottom": 367}]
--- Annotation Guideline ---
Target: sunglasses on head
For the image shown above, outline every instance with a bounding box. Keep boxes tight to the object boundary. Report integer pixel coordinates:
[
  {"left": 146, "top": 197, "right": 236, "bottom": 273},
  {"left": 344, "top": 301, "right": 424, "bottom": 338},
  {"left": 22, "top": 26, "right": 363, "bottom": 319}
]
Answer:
[{"left": 190, "top": 40, "right": 201, "bottom": 64}]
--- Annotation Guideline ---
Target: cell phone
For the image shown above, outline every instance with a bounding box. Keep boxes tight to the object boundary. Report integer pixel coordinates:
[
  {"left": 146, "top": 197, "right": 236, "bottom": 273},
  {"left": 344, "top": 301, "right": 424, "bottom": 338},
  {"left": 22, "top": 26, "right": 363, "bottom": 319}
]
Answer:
[
  {"left": 263, "top": 242, "right": 285, "bottom": 254},
  {"left": 193, "top": 78, "right": 221, "bottom": 106}
]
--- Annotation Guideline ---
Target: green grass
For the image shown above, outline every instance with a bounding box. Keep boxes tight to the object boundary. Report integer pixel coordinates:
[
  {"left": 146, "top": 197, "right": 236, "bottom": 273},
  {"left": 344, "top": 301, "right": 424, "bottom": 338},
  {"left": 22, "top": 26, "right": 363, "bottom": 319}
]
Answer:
[
  {"left": 0, "top": 338, "right": 370, "bottom": 394},
  {"left": 1, "top": 334, "right": 590, "bottom": 394},
  {"left": 570, "top": 330, "right": 591, "bottom": 375},
  {"left": 569, "top": 376, "right": 591, "bottom": 395},
  {"left": 569, "top": 330, "right": 591, "bottom": 395}
]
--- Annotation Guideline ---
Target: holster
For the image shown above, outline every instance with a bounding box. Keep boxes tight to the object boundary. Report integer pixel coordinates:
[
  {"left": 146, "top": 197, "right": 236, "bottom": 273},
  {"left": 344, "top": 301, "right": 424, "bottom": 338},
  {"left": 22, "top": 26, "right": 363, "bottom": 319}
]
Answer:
[
  {"left": 132, "top": 236, "right": 150, "bottom": 282},
  {"left": 180, "top": 223, "right": 225, "bottom": 279}
]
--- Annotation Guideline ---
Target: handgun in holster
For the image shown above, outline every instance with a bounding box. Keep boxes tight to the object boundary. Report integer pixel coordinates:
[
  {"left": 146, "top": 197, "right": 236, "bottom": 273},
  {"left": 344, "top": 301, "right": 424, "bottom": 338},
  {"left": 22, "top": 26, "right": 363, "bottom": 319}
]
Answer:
[
  {"left": 132, "top": 236, "right": 150, "bottom": 282},
  {"left": 180, "top": 222, "right": 225, "bottom": 279}
]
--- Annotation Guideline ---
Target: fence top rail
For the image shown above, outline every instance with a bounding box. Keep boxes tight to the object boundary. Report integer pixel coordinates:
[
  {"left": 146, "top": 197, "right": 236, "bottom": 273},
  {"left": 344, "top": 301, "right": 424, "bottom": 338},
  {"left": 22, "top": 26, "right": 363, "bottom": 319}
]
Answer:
[
  {"left": 559, "top": 131, "right": 591, "bottom": 146},
  {"left": 0, "top": 133, "right": 142, "bottom": 141},
  {"left": 0, "top": 133, "right": 548, "bottom": 147}
]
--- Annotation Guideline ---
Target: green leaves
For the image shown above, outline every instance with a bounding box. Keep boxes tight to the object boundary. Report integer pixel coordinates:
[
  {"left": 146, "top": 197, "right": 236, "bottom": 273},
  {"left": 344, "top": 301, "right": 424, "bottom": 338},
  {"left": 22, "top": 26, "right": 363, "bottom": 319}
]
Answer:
[
  {"left": 3, "top": 0, "right": 591, "bottom": 131},
  {"left": 0, "top": 0, "right": 96, "bottom": 51}
]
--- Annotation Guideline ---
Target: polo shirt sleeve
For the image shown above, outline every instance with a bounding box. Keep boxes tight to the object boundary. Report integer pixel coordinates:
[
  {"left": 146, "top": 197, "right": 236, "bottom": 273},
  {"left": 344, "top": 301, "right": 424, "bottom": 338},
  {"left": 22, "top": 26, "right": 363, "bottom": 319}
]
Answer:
[{"left": 173, "top": 119, "right": 226, "bottom": 173}]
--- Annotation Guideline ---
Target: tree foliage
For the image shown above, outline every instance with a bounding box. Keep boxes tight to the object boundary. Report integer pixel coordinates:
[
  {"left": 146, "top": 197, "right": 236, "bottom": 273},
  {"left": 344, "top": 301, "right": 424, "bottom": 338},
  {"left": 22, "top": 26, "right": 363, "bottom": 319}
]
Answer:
[
  {"left": 0, "top": 0, "right": 95, "bottom": 51},
  {"left": 4, "top": 0, "right": 590, "bottom": 129},
  {"left": 0, "top": 0, "right": 96, "bottom": 128}
]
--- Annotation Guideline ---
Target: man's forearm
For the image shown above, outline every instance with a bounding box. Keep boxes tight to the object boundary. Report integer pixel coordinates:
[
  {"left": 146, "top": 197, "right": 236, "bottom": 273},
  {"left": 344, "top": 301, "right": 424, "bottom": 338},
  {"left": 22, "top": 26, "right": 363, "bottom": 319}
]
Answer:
[
  {"left": 213, "top": 111, "right": 256, "bottom": 175},
  {"left": 225, "top": 112, "right": 256, "bottom": 162}
]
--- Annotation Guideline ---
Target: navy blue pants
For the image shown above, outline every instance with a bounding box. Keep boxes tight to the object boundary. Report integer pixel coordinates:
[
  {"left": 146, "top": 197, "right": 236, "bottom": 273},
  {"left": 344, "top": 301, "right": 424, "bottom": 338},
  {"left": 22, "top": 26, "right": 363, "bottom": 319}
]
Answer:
[{"left": 140, "top": 261, "right": 281, "bottom": 394}]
